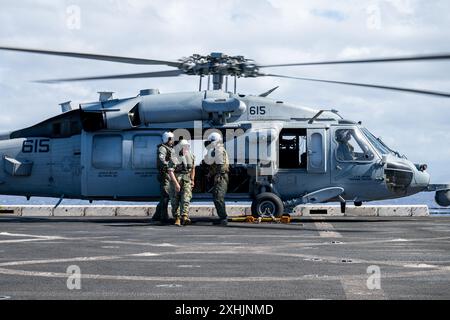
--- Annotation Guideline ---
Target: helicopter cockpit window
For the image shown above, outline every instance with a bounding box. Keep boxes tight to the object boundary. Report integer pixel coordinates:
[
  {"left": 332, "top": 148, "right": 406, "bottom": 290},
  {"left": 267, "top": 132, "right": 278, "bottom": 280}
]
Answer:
[
  {"left": 361, "top": 128, "right": 393, "bottom": 156},
  {"left": 335, "top": 129, "right": 374, "bottom": 162}
]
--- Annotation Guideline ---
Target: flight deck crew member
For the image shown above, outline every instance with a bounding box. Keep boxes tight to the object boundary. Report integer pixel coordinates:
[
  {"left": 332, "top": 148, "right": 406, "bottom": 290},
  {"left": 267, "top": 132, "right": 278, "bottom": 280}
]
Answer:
[
  {"left": 204, "top": 132, "right": 229, "bottom": 226},
  {"left": 168, "top": 139, "right": 196, "bottom": 227},
  {"left": 151, "top": 131, "right": 174, "bottom": 224}
]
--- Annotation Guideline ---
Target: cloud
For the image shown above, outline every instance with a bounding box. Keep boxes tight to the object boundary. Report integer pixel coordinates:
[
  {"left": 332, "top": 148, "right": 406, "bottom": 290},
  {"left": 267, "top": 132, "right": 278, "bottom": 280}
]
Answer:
[{"left": 311, "top": 9, "right": 347, "bottom": 22}]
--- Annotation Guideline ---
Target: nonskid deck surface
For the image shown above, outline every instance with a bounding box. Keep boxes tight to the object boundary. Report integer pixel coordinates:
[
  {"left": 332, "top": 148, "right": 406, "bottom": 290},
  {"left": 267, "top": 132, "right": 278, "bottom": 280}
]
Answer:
[{"left": 0, "top": 216, "right": 449, "bottom": 300}]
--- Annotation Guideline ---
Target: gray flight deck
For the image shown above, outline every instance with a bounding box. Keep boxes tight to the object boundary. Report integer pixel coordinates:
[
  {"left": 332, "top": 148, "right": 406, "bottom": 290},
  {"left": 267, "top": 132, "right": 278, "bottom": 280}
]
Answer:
[{"left": 0, "top": 213, "right": 449, "bottom": 300}]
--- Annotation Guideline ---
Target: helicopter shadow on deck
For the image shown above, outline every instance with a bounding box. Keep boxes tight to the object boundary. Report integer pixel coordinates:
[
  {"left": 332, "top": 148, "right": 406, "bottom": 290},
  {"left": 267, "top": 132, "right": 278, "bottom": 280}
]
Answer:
[
  {"left": 0, "top": 216, "right": 398, "bottom": 234},
  {"left": 220, "top": 223, "right": 386, "bottom": 233},
  {"left": 104, "top": 217, "right": 395, "bottom": 233},
  {"left": 0, "top": 216, "right": 151, "bottom": 225},
  {"left": 0, "top": 216, "right": 397, "bottom": 224}
]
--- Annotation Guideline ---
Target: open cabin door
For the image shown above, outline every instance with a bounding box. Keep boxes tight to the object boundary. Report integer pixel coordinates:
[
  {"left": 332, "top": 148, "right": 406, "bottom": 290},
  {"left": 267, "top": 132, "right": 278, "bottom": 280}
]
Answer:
[{"left": 276, "top": 127, "right": 330, "bottom": 199}]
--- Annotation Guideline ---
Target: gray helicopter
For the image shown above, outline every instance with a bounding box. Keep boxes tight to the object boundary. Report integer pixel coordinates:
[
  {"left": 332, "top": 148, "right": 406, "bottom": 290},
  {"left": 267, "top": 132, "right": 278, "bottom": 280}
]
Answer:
[{"left": 0, "top": 46, "right": 449, "bottom": 216}]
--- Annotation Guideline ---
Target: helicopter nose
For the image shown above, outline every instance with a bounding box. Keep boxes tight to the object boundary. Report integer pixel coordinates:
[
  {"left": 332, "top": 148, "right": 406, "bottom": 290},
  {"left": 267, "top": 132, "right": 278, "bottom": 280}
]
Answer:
[
  {"left": 384, "top": 159, "right": 430, "bottom": 196},
  {"left": 407, "top": 168, "right": 431, "bottom": 194}
]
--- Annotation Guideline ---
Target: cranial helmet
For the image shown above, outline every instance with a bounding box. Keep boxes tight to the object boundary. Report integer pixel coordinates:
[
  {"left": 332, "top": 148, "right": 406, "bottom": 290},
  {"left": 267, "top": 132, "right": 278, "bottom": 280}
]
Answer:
[
  {"left": 336, "top": 130, "right": 351, "bottom": 142},
  {"left": 179, "top": 139, "right": 190, "bottom": 147},
  {"left": 162, "top": 131, "right": 174, "bottom": 143},
  {"left": 207, "top": 132, "right": 222, "bottom": 143}
]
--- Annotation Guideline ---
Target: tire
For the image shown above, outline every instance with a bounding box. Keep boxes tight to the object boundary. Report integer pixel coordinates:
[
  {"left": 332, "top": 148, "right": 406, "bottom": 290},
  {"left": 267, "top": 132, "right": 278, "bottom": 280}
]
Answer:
[{"left": 251, "top": 192, "right": 284, "bottom": 218}]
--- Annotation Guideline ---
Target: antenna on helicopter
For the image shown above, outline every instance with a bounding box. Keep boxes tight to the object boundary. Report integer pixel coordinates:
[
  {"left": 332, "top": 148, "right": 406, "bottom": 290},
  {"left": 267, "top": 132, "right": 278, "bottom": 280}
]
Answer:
[
  {"left": 59, "top": 101, "right": 72, "bottom": 113},
  {"left": 98, "top": 91, "right": 114, "bottom": 102}
]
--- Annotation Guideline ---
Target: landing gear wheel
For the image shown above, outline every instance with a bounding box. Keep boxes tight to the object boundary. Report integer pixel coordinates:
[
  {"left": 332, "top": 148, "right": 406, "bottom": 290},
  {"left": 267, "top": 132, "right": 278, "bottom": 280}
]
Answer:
[
  {"left": 354, "top": 201, "right": 363, "bottom": 207},
  {"left": 251, "top": 192, "right": 284, "bottom": 218}
]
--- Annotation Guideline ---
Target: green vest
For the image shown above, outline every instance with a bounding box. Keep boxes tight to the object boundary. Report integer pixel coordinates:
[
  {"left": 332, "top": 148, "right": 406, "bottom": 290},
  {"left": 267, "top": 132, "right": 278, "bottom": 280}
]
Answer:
[
  {"left": 157, "top": 143, "right": 172, "bottom": 173},
  {"left": 209, "top": 144, "right": 229, "bottom": 176}
]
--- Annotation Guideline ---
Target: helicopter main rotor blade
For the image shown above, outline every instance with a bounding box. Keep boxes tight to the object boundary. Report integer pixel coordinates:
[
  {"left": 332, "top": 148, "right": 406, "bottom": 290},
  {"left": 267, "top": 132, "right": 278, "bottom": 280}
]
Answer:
[
  {"left": 36, "top": 69, "right": 184, "bottom": 83},
  {"left": 262, "top": 73, "right": 450, "bottom": 98},
  {"left": 0, "top": 46, "right": 180, "bottom": 67},
  {"left": 258, "top": 53, "right": 450, "bottom": 68}
]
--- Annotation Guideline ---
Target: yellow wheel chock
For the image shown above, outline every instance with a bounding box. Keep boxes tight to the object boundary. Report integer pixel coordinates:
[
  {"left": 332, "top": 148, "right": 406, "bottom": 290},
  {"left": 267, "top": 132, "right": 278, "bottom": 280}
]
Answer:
[
  {"left": 280, "top": 215, "right": 291, "bottom": 224},
  {"left": 229, "top": 214, "right": 292, "bottom": 224},
  {"left": 245, "top": 216, "right": 256, "bottom": 223}
]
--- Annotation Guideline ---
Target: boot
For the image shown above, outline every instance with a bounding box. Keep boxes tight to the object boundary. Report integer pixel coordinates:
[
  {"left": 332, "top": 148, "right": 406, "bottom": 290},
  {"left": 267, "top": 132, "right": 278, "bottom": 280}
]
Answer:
[
  {"left": 213, "top": 218, "right": 228, "bottom": 226},
  {"left": 160, "top": 214, "right": 171, "bottom": 225},
  {"left": 174, "top": 217, "right": 181, "bottom": 227},
  {"left": 181, "top": 216, "right": 191, "bottom": 226},
  {"left": 150, "top": 214, "right": 160, "bottom": 222}
]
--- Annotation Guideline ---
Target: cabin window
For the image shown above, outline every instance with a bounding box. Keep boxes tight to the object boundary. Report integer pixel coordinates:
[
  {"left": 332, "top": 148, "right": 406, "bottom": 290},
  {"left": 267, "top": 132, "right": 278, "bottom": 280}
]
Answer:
[
  {"left": 132, "top": 135, "right": 160, "bottom": 169},
  {"left": 307, "top": 129, "right": 327, "bottom": 173},
  {"left": 70, "top": 121, "right": 81, "bottom": 135},
  {"left": 92, "top": 135, "right": 122, "bottom": 169},
  {"left": 335, "top": 129, "right": 374, "bottom": 162},
  {"left": 52, "top": 122, "right": 62, "bottom": 136},
  {"left": 81, "top": 112, "right": 105, "bottom": 132},
  {"left": 310, "top": 133, "right": 323, "bottom": 168},
  {"left": 279, "top": 129, "right": 307, "bottom": 169}
]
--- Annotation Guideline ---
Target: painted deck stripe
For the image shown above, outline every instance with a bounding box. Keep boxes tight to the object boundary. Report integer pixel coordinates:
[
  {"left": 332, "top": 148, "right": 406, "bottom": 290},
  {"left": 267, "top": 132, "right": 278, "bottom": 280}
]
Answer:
[
  {"left": 341, "top": 278, "right": 386, "bottom": 300},
  {"left": 314, "top": 220, "right": 342, "bottom": 238}
]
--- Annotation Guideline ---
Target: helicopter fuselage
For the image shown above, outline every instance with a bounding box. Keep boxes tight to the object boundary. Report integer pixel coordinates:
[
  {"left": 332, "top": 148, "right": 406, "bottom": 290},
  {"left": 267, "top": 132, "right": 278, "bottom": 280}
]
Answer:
[{"left": 0, "top": 90, "right": 444, "bottom": 211}]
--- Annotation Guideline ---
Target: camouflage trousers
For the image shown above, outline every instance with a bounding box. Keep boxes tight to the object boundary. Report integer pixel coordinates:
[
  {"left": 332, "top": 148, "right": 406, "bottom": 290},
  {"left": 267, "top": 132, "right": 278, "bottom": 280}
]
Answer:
[
  {"left": 212, "top": 174, "right": 228, "bottom": 219},
  {"left": 153, "top": 173, "right": 171, "bottom": 221},
  {"left": 169, "top": 173, "right": 193, "bottom": 219}
]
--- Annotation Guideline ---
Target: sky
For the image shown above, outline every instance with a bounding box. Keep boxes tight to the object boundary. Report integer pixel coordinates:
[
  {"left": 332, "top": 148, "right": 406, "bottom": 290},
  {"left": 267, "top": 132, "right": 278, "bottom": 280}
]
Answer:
[{"left": 0, "top": 0, "right": 449, "bottom": 183}]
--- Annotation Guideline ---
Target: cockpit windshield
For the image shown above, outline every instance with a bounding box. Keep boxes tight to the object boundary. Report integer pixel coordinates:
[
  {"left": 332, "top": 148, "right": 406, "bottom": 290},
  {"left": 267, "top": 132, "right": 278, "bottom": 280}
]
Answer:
[
  {"left": 335, "top": 128, "right": 374, "bottom": 161},
  {"left": 361, "top": 127, "right": 403, "bottom": 158}
]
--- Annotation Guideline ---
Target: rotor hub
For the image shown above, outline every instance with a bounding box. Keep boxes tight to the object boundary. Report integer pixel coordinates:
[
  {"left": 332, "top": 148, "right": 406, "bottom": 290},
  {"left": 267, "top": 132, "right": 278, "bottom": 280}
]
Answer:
[{"left": 179, "top": 52, "right": 259, "bottom": 78}]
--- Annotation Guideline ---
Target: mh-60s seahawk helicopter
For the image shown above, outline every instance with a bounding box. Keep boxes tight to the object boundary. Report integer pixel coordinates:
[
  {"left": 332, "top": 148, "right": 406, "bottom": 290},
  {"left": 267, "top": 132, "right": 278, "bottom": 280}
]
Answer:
[{"left": 0, "top": 46, "right": 449, "bottom": 216}]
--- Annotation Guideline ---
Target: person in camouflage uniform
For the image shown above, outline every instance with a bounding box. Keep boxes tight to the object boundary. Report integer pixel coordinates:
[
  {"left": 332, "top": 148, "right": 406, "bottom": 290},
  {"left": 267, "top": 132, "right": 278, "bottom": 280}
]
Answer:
[
  {"left": 168, "top": 139, "right": 196, "bottom": 227},
  {"left": 151, "top": 131, "right": 174, "bottom": 224},
  {"left": 204, "top": 132, "right": 229, "bottom": 226}
]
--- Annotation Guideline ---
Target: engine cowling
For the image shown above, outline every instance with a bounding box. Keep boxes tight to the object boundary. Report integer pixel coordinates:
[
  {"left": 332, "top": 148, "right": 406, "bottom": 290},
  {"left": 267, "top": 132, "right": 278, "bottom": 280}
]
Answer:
[
  {"left": 138, "top": 91, "right": 245, "bottom": 124},
  {"left": 80, "top": 91, "right": 248, "bottom": 131}
]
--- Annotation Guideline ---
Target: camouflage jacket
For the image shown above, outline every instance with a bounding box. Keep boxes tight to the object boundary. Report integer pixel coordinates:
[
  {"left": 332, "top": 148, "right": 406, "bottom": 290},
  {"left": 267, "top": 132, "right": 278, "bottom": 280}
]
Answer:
[{"left": 168, "top": 150, "right": 195, "bottom": 177}]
